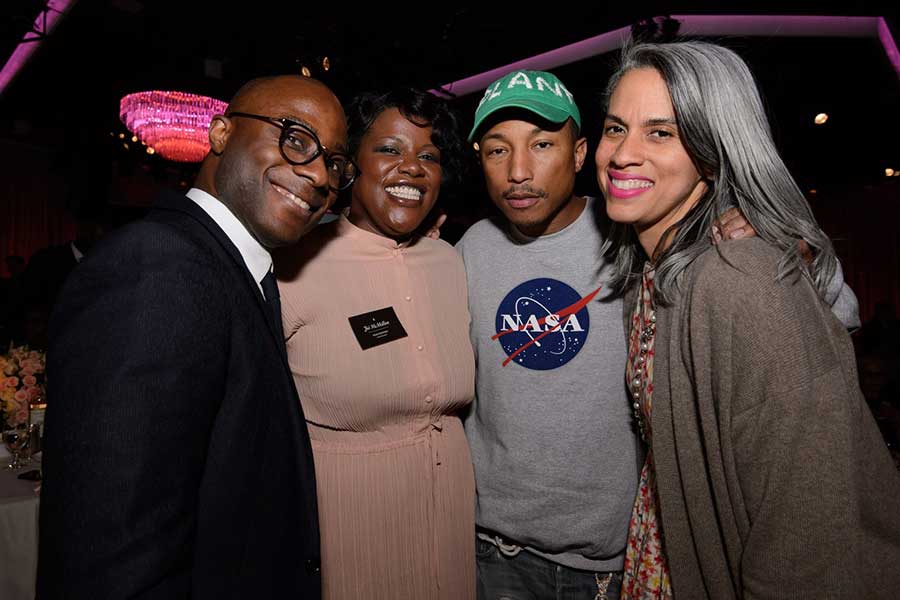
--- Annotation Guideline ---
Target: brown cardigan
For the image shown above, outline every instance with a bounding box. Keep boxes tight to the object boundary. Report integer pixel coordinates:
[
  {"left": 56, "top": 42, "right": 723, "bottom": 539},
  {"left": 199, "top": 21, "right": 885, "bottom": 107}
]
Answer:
[{"left": 624, "top": 239, "right": 900, "bottom": 599}]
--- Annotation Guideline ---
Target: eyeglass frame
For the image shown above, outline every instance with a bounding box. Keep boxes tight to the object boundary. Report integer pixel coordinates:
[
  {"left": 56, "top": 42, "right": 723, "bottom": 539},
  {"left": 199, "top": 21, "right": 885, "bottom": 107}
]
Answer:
[{"left": 225, "top": 111, "right": 358, "bottom": 190}]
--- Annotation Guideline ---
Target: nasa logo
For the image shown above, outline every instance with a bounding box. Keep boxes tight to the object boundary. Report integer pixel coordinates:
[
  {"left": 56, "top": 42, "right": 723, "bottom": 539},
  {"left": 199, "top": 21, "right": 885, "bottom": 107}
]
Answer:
[{"left": 493, "top": 278, "right": 600, "bottom": 370}]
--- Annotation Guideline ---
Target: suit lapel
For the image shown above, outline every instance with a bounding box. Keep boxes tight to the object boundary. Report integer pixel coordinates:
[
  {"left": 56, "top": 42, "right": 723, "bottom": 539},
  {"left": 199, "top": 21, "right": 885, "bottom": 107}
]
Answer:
[{"left": 153, "top": 192, "right": 291, "bottom": 368}]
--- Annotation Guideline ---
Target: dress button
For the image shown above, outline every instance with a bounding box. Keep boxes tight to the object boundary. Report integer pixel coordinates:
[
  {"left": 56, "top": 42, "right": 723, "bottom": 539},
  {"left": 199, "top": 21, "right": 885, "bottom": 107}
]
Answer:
[
  {"left": 417, "top": 345, "right": 424, "bottom": 351},
  {"left": 405, "top": 296, "right": 412, "bottom": 302},
  {"left": 425, "top": 395, "right": 433, "bottom": 403}
]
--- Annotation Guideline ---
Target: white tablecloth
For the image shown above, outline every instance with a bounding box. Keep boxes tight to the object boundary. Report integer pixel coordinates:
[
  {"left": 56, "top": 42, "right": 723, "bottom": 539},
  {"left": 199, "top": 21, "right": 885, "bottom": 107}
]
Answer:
[{"left": 0, "top": 454, "right": 40, "bottom": 600}]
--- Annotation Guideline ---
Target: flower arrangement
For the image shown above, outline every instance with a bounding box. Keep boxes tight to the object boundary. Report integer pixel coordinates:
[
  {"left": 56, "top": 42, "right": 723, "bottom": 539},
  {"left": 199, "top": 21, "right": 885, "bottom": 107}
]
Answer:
[{"left": 1, "top": 345, "right": 46, "bottom": 430}]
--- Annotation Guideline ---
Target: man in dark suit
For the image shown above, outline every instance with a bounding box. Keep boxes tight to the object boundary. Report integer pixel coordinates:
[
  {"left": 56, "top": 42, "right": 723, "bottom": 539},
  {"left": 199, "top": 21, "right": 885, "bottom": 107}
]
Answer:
[
  {"left": 37, "top": 75, "right": 353, "bottom": 599},
  {"left": 23, "top": 217, "right": 104, "bottom": 312}
]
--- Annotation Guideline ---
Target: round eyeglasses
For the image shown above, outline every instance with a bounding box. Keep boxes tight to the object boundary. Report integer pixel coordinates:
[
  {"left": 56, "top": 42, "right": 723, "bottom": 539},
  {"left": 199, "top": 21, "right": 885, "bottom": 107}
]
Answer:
[{"left": 226, "top": 112, "right": 358, "bottom": 190}]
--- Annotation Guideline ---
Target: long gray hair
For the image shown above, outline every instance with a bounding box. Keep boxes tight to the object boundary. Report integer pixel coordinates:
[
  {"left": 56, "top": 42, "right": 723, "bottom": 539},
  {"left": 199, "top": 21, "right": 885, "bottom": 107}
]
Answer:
[{"left": 600, "top": 40, "right": 836, "bottom": 305}]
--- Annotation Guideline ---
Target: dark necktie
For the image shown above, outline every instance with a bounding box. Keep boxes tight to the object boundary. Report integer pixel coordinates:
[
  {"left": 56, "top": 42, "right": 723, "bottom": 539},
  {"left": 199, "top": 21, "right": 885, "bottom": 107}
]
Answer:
[{"left": 261, "top": 270, "right": 284, "bottom": 336}]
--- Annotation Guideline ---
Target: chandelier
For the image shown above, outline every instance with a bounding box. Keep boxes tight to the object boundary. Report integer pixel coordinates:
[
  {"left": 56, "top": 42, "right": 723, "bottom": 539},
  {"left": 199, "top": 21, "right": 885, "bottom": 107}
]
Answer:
[{"left": 120, "top": 90, "right": 228, "bottom": 162}]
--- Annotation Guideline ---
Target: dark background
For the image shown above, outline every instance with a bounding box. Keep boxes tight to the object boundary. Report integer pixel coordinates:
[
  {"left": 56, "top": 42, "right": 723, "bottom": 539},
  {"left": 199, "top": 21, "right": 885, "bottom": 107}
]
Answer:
[{"left": 1, "top": 1, "right": 899, "bottom": 323}]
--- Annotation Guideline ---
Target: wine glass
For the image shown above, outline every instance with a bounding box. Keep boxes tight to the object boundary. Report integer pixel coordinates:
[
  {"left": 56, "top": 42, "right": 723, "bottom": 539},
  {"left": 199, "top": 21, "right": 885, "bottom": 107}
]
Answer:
[{"left": 3, "top": 426, "right": 30, "bottom": 469}]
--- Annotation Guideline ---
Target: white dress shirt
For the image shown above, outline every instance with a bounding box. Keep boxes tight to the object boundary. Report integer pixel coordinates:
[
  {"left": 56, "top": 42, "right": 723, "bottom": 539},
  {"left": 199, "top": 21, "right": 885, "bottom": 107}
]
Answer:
[{"left": 186, "top": 187, "right": 271, "bottom": 296}]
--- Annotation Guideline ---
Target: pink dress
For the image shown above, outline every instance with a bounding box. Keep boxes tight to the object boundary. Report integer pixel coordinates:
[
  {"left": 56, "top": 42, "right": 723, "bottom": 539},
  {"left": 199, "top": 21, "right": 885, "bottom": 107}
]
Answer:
[{"left": 277, "top": 215, "right": 476, "bottom": 600}]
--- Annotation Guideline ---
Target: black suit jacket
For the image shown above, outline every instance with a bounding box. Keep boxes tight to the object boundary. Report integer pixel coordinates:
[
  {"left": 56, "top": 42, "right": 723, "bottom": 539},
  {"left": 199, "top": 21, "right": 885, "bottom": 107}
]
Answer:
[{"left": 37, "top": 192, "right": 321, "bottom": 599}]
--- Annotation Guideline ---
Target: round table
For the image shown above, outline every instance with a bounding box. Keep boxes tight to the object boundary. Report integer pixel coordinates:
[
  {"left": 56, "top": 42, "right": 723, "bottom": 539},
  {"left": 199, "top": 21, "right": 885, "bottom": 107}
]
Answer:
[{"left": 0, "top": 453, "right": 40, "bottom": 600}]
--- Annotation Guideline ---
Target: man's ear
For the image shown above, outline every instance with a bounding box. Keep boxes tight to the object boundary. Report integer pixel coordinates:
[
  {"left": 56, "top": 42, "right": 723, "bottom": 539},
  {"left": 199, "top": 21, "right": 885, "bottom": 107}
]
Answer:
[
  {"left": 573, "top": 137, "right": 587, "bottom": 173},
  {"left": 208, "top": 114, "right": 232, "bottom": 155}
]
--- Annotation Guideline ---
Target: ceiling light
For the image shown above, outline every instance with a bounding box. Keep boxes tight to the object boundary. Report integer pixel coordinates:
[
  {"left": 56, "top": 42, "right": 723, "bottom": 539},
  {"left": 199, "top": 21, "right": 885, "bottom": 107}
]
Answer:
[
  {"left": 814, "top": 113, "right": 828, "bottom": 125},
  {"left": 301, "top": 66, "right": 311, "bottom": 77},
  {"left": 120, "top": 90, "right": 228, "bottom": 162},
  {"left": 322, "top": 56, "right": 330, "bottom": 71},
  {"left": 887, "top": 168, "right": 895, "bottom": 177}
]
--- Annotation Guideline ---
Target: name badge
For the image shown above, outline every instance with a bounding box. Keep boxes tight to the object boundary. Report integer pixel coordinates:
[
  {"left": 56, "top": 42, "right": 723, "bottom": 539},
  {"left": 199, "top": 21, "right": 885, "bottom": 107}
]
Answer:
[{"left": 348, "top": 307, "right": 408, "bottom": 350}]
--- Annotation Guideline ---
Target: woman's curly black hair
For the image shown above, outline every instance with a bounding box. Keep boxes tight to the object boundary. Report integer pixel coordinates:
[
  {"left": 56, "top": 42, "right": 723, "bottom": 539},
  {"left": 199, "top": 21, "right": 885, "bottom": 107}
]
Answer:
[{"left": 345, "top": 88, "right": 466, "bottom": 188}]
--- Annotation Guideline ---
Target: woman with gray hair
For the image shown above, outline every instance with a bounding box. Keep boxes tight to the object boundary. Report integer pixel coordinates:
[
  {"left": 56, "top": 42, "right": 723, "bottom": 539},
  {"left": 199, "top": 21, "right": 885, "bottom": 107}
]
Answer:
[{"left": 595, "top": 40, "right": 900, "bottom": 599}]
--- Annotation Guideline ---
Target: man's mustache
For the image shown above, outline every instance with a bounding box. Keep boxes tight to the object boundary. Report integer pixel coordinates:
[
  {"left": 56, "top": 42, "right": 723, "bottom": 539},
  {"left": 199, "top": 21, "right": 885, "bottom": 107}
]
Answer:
[{"left": 502, "top": 185, "right": 548, "bottom": 199}]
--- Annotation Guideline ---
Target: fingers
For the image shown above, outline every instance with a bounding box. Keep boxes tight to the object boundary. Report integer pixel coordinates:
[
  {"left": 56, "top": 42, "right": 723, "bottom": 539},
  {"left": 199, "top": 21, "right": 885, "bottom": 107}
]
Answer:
[
  {"left": 425, "top": 213, "right": 447, "bottom": 240},
  {"left": 716, "top": 208, "right": 747, "bottom": 238},
  {"left": 727, "top": 226, "right": 748, "bottom": 240},
  {"left": 797, "top": 239, "right": 814, "bottom": 265},
  {"left": 713, "top": 207, "right": 755, "bottom": 241}
]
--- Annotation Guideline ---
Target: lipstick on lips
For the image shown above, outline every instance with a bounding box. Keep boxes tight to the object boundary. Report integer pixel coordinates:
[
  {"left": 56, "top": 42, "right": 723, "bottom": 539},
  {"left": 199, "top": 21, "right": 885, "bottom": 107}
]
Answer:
[{"left": 607, "top": 169, "right": 654, "bottom": 199}]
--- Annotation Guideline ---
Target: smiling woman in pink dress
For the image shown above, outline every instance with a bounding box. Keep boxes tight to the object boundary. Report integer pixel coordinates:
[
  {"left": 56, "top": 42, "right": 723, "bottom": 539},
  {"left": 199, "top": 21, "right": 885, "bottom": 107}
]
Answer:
[{"left": 276, "top": 89, "right": 475, "bottom": 600}]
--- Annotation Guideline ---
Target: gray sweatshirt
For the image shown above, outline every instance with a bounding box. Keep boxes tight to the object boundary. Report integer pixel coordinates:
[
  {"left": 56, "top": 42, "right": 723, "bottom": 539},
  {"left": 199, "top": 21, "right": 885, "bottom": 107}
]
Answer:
[{"left": 456, "top": 198, "right": 640, "bottom": 571}]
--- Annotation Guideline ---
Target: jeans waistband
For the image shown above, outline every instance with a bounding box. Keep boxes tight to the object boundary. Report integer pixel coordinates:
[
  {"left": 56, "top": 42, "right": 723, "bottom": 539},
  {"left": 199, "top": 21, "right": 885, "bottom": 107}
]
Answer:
[
  {"left": 476, "top": 527, "right": 626, "bottom": 573},
  {"left": 476, "top": 528, "right": 523, "bottom": 557}
]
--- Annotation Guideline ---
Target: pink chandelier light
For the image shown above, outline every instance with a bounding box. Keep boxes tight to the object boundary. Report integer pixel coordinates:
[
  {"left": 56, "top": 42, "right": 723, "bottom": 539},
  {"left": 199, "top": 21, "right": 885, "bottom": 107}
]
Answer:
[{"left": 119, "top": 90, "right": 228, "bottom": 162}]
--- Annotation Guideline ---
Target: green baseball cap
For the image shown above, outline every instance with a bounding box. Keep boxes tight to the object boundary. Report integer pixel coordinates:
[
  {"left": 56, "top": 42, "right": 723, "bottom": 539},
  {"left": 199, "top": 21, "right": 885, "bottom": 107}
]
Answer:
[{"left": 468, "top": 70, "right": 581, "bottom": 142}]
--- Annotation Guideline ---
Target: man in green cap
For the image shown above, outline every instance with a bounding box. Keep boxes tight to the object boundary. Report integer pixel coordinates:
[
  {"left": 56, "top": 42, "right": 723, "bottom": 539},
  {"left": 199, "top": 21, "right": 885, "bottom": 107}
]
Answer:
[{"left": 456, "top": 69, "right": 633, "bottom": 599}]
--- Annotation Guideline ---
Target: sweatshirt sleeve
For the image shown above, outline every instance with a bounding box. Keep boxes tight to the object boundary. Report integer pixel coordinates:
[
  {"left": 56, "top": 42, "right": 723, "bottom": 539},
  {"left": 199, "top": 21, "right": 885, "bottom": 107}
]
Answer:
[{"left": 823, "top": 258, "right": 861, "bottom": 331}]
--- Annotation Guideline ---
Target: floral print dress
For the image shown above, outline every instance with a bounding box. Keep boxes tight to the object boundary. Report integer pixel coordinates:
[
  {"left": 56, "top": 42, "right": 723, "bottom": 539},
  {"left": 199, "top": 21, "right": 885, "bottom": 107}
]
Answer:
[{"left": 621, "top": 265, "right": 672, "bottom": 599}]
